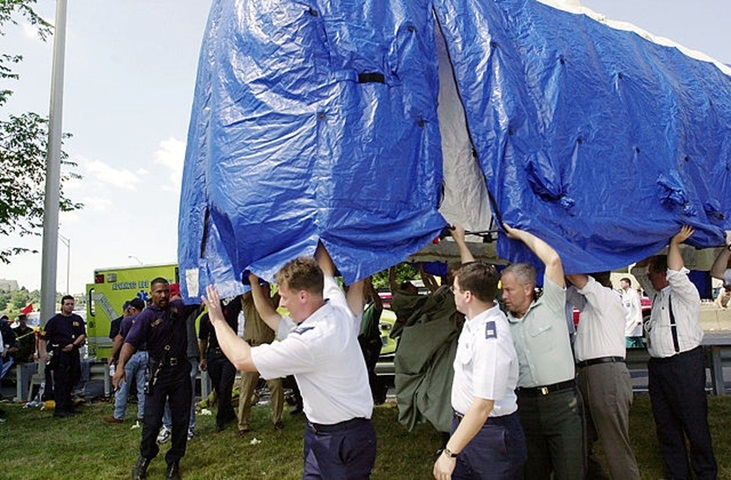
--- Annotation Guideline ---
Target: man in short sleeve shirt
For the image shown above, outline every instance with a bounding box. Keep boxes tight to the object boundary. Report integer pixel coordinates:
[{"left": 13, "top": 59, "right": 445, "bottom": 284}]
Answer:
[
  {"left": 434, "top": 225, "right": 527, "bottom": 479},
  {"left": 40, "top": 295, "right": 86, "bottom": 418},
  {"left": 114, "top": 278, "right": 200, "bottom": 480},
  {"left": 203, "top": 244, "right": 376, "bottom": 478}
]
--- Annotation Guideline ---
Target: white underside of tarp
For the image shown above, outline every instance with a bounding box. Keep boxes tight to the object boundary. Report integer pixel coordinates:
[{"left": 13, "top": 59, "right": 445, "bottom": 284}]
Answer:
[{"left": 435, "top": 22, "right": 493, "bottom": 232}]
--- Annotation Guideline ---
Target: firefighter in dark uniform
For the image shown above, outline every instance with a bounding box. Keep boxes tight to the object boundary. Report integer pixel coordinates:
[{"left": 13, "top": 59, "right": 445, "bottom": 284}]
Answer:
[
  {"left": 114, "top": 277, "right": 200, "bottom": 480},
  {"left": 40, "top": 295, "right": 86, "bottom": 418}
]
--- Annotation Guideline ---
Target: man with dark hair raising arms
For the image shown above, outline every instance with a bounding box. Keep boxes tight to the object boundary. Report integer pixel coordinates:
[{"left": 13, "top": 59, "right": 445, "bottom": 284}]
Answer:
[
  {"left": 632, "top": 226, "right": 717, "bottom": 480},
  {"left": 433, "top": 226, "right": 526, "bottom": 479},
  {"left": 202, "top": 243, "right": 376, "bottom": 478}
]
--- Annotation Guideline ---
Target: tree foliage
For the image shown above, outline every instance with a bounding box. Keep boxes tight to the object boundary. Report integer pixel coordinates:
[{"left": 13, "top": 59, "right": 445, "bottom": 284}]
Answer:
[{"left": 0, "top": 0, "right": 82, "bottom": 264}]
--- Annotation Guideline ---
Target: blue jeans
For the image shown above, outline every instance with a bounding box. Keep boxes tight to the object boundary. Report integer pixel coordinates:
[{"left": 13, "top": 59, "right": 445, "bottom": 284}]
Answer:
[
  {"left": 0, "top": 355, "right": 14, "bottom": 379},
  {"left": 114, "top": 350, "right": 148, "bottom": 420},
  {"left": 163, "top": 357, "right": 198, "bottom": 431}
]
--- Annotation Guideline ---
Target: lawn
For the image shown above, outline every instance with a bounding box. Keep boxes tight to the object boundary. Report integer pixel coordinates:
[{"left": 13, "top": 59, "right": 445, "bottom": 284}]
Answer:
[{"left": 0, "top": 395, "right": 729, "bottom": 479}]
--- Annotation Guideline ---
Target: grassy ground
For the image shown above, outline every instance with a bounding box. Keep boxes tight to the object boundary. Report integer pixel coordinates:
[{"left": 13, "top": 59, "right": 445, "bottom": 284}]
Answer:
[{"left": 0, "top": 395, "right": 729, "bottom": 479}]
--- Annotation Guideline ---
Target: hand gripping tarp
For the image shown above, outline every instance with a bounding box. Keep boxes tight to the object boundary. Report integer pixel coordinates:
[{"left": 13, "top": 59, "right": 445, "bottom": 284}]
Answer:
[{"left": 179, "top": 0, "right": 731, "bottom": 300}]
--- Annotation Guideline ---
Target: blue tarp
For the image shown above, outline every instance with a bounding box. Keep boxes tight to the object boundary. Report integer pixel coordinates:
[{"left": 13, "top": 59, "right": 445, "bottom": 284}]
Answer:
[{"left": 178, "top": 0, "right": 731, "bottom": 300}]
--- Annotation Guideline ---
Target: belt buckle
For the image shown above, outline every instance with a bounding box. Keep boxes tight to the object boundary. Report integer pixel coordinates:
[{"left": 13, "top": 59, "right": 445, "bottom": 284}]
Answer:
[
  {"left": 540, "top": 386, "right": 549, "bottom": 396},
  {"left": 169, "top": 357, "right": 178, "bottom": 366}
]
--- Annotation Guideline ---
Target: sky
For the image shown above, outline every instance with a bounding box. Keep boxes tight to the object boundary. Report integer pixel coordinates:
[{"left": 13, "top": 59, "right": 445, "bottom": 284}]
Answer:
[{"left": 0, "top": 0, "right": 730, "bottom": 295}]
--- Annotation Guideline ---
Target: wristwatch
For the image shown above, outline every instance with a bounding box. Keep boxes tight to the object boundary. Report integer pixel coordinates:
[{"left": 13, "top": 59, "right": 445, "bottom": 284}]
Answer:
[
  {"left": 442, "top": 447, "right": 459, "bottom": 458},
  {"left": 727, "top": 244, "right": 731, "bottom": 252}
]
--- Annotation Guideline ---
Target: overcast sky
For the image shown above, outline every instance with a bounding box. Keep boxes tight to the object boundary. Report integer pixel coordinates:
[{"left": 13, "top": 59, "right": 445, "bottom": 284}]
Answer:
[{"left": 1, "top": 0, "right": 729, "bottom": 296}]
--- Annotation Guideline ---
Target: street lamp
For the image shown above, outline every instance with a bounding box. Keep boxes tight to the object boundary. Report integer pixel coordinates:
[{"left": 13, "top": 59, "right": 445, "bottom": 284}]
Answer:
[
  {"left": 58, "top": 233, "right": 70, "bottom": 294},
  {"left": 128, "top": 255, "right": 143, "bottom": 265}
]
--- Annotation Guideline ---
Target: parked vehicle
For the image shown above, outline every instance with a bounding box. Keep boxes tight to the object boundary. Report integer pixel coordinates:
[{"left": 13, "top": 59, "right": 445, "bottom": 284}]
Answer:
[{"left": 85, "top": 263, "right": 178, "bottom": 361}]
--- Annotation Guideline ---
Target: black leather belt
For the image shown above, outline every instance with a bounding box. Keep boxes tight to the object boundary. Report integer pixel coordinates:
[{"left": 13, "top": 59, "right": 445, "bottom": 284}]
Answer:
[
  {"left": 576, "top": 356, "right": 624, "bottom": 368},
  {"left": 517, "top": 379, "right": 576, "bottom": 397},
  {"left": 308, "top": 417, "right": 368, "bottom": 434}
]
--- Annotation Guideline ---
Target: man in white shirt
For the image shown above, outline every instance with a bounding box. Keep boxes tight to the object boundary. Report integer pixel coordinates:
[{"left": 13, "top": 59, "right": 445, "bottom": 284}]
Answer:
[
  {"left": 202, "top": 243, "right": 376, "bottom": 478},
  {"left": 710, "top": 229, "right": 731, "bottom": 307},
  {"left": 631, "top": 226, "right": 717, "bottom": 480},
  {"left": 566, "top": 272, "right": 639, "bottom": 479},
  {"left": 433, "top": 226, "right": 526, "bottom": 479},
  {"left": 619, "top": 277, "right": 644, "bottom": 348}
]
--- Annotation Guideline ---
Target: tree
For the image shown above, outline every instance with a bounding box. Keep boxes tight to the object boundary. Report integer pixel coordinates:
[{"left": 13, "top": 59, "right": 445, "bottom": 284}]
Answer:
[{"left": 0, "top": 0, "right": 82, "bottom": 264}]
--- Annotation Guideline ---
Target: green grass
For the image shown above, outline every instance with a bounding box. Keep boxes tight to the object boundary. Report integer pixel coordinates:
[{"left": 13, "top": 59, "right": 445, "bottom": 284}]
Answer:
[{"left": 0, "top": 395, "right": 729, "bottom": 479}]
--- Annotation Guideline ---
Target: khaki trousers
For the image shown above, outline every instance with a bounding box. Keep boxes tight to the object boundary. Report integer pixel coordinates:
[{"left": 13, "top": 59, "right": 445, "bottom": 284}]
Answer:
[{"left": 237, "top": 370, "right": 283, "bottom": 431}]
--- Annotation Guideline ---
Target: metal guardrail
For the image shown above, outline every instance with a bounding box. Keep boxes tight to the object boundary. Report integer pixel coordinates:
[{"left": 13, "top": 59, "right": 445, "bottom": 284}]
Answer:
[{"left": 377, "top": 334, "right": 731, "bottom": 396}]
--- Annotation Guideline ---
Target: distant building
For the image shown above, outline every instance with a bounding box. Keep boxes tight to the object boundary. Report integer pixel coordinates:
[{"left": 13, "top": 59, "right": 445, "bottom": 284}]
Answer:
[{"left": 0, "top": 279, "right": 19, "bottom": 292}]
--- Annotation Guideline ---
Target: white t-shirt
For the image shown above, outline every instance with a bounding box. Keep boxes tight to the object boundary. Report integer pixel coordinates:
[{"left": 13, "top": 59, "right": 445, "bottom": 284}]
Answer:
[
  {"left": 452, "top": 304, "right": 518, "bottom": 418},
  {"left": 251, "top": 276, "right": 373, "bottom": 424}
]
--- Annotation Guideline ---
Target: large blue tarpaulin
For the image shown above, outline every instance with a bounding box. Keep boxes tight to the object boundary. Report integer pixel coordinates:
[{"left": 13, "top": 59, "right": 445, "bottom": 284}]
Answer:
[{"left": 178, "top": 0, "right": 731, "bottom": 299}]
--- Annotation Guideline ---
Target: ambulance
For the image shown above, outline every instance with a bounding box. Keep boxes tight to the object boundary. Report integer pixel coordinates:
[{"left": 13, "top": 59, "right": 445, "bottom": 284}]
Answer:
[{"left": 85, "top": 263, "right": 178, "bottom": 361}]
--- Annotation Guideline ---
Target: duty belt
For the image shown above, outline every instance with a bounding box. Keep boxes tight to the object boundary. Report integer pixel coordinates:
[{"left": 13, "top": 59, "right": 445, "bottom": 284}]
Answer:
[{"left": 150, "top": 356, "right": 185, "bottom": 367}]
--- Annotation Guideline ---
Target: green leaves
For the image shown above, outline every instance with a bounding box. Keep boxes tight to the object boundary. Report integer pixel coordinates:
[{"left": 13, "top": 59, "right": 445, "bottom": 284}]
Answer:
[{"left": 0, "top": 0, "right": 81, "bottom": 264}]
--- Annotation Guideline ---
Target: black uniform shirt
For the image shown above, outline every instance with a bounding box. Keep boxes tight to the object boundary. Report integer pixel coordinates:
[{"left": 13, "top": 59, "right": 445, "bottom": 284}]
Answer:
[
  {"left": 43, "top": 313, "right": 86, "bottom": 347},
  {"left": 125, "top": 300, "right": 196, "bottom": 360}
]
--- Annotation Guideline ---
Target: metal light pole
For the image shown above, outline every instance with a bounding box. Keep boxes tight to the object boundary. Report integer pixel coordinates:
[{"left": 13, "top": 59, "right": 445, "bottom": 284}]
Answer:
[
  {"left": 40, "top": 0, "right": 68, "bottom": 323},
  {"left": 128, "top": 255, "right": 143, "bottom": 265},
  {"left": 58, "top": 233, "right": 71, "bottom": 294}
]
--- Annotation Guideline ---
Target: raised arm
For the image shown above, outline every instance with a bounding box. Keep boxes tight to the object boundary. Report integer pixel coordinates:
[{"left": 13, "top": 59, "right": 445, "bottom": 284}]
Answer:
[
  {"left": 565, "top": 274, "right": 588, "bottom": 289},
  {"left": 451, "top": 225, "right": 475, "bottom": 264},
  {"left": 388, "top": 266, "right": 399, "bottom": 292},
  {"left": 418, "top": 263, "right": 439, "bottom": 293},
  {"left": 668, "top": 225, "right": 693, "bottom": 271},
  {"left": 365, "top": 277, "right": 383, "bottom": 312},
  {"left": 503, "top": 223, "right": 565, "bottom": 287},
  {"left": 248, "top": 274, "right": 281, "bottom": 332},
  {"left": 710, "top": 230, "right": 731, "bottom": 280},
  {"left": 202, "top": 285, "right": 257, "bottom": 372},
  {"left": 314, "top": 242, "right": 364, "bottom": 316}
]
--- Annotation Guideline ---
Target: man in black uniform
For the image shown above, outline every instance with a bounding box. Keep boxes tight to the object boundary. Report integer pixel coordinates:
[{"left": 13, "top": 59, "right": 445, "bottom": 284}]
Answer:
[
  {"left": 114, "top": 277, "right": 199, "bottom": 480},
  {"left": 40, "top": 295, "right": 86, "bottom": 418},
  {"left": 198, "top": 297, "right": 240, "bottom": 432}
]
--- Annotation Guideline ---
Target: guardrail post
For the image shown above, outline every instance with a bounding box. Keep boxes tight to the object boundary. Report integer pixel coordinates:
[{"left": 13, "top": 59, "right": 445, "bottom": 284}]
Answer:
[{"left": 707, "top": 345, "right": 725, "bottom": 395}]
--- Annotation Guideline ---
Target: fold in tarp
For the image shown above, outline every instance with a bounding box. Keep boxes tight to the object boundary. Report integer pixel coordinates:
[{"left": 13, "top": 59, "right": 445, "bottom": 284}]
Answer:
[{"left": 179, "top": 0, "right": 730, "bottom": 299}]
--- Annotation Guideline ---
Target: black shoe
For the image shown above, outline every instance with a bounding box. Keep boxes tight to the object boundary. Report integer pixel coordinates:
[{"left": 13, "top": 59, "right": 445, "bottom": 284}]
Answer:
[
  {"left": 131, "top": 456, "right": 151, "bottom": 480},
  {"left": 274, "top": 420, "right": 284, "bottom": 430},
  {"left": 165, "top": 461, "right": 182, "bottom": 480}
]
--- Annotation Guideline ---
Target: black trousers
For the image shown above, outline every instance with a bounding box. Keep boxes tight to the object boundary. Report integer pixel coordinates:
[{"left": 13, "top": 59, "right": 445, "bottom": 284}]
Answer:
[
  {"left": 51, "top": 349, "right": 81, "bottom": 413},
  {"left": 207, "top": 353, "right": 237, "bottom": 427},
  {"left": 140, "top": 360, "right": 192, "bottom": 465},
  {"left": 648, "top": 347, "right": 717, "bottom": 480}
]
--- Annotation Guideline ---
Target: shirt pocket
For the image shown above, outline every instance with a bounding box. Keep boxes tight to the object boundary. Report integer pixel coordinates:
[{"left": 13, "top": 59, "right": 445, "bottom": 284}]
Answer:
[{"left": 527, "top": 318, "right": 553, "bottom": 338}]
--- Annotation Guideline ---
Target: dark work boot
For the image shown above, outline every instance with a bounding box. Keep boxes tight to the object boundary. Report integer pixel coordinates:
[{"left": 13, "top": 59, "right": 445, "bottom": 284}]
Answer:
[
  {"left": 131, "top": 456, "right": 151, "bottom": 480},
  {"left": 165, "top": 461, "right": 182, "bottom": 480}
]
